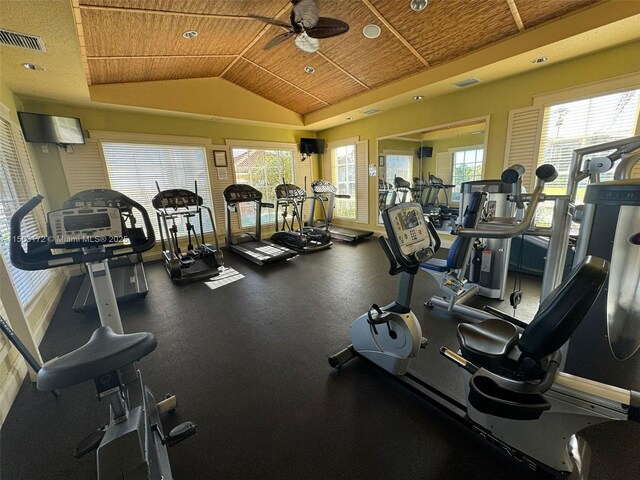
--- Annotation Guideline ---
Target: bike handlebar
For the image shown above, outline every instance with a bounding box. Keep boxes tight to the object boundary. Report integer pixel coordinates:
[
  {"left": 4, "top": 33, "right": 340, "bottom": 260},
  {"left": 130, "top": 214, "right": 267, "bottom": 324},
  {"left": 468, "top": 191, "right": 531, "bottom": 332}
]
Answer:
[{"left": 10, "top": 194, "right": 156, "bottom": 271}]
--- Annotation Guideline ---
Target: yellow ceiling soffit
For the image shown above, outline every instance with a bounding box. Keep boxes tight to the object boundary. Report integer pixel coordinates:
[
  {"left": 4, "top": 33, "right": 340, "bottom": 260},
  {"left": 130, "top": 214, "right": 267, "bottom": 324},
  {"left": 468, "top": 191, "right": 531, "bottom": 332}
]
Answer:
[
  {"left": 303, "top": 1, "right": 640, "bottom": 129},
  {"left": 89, "top": 77, "right": 304, "bottom": 128}
]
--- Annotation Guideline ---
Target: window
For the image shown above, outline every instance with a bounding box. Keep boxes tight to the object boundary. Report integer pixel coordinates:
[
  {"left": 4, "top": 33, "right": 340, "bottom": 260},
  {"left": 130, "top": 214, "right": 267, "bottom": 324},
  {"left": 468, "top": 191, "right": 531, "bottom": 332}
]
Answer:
[
  {"left": 385, "top": 153, "right": 413, "bottom": 183},
  {"left": 0, "top": 115, "right": 52, "bottom": 306},
  {"left": 538, "top": 88, "right": 640, "bottom": 195},
  {"left": 230, "top": 147, "right": 295, "bottom": 227},
  {"left": 101, "top": 142, "right": 214, "bottom": 239},
  {"left": 535, "top": 88, "right": 640, "bottom": 226},
  {"left": 451, "top": 147, "right": 484, "bottom": 202},
  {"left": 332, "top": 144, "right": 356, "bottom": 219}
]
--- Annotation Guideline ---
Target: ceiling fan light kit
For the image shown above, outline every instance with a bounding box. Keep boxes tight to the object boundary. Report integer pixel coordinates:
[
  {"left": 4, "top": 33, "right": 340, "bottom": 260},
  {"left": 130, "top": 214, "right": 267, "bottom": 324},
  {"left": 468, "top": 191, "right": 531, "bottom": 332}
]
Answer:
[{"left": 411, "top": 0, "right": 428, "bottom": 12}]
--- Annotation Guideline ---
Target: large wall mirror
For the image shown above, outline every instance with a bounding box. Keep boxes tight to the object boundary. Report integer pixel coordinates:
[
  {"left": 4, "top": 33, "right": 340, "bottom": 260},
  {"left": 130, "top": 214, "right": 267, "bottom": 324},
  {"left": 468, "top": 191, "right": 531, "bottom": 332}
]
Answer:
[{"left": 376, "top": 116, "right": 489, "bottom": 225}]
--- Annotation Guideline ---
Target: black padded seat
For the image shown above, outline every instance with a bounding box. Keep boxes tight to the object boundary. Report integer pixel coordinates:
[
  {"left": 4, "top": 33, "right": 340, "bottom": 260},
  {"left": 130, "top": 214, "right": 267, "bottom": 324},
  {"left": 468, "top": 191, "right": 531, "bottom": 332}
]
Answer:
[
  {"left": 37, "top": 326, "right": 157, "bottom": 392},
  {"left": 458, "top": 319, "right": 519, "bottom": 358}
]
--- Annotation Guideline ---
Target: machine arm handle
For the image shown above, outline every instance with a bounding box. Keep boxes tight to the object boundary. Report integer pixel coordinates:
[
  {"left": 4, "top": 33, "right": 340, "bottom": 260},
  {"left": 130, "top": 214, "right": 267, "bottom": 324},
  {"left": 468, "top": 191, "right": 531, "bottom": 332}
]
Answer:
[
  {"left": 378, "top": 236, "right": 405, "bottom": 276},
  {"left": 457, "top": 164, "right": 557, "bottom": 239},
  {"left": 261, "top": 202, "right": 275, "bottom": 209},
  {"left": 9, "top": 195, "right": 63, "bottom": 271},
  {"left": 116, "top": 195, "right": 155, "bottom": 254},
  {"left": 335, "top": 194, "right": 350, "bottom": 199}
]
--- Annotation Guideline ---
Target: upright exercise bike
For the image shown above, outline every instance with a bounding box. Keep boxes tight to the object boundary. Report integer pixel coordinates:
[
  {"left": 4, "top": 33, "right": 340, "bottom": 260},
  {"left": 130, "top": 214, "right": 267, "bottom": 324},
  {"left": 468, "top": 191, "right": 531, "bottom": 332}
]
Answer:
[
  {"left": 330, "top": 201, "right": 640, "bottom": 477},
  {"left": 10, "top": 191, "right": 196, "bottom": 480}
]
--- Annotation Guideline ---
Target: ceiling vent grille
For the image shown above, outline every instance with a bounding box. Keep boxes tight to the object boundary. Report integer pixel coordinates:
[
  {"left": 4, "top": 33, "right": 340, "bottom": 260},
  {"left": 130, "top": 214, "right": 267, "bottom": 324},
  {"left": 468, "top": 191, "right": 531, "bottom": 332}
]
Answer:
[
  {"left": 0, "top": 29, "right": 47, "bottom": 52},
  {"left": 451, "top": 77, "right": 480, "bottom": 88},
  {"left": 362, "top": 108, "right": 381, "bottom": 115}
]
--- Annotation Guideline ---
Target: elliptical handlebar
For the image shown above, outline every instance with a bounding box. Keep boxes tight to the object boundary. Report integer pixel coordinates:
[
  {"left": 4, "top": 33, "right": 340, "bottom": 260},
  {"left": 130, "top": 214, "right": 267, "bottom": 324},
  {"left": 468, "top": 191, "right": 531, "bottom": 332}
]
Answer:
[{"left": 10, "top": 193, "right": 156, "bottom": 271}]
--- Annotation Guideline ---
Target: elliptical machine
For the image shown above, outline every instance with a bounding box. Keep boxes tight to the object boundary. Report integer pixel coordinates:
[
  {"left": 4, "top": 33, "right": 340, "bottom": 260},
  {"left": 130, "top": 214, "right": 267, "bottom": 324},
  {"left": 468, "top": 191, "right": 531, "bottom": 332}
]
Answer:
[
  {"left": 330, "top": 201, "right": 640, "bottom": 477},
  {"left": 153, "top": 181, "right": 224, "bottom": 283},
  {"left": 10, "top": 191, "right": 196, "bottom": 479},
  {"left": 271, "top": 182, "right": 332, "bottom": 253}
]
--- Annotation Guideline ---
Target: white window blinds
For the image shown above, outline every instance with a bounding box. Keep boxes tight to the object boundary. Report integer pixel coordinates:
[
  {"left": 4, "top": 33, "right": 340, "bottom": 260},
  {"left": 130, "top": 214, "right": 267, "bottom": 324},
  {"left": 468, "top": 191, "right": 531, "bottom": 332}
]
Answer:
[
  {"left": 101, "top": 142, "right": 214, "bottom": 239},
  {"left": 538, "top": 89, "right": 640, "bottom": 193},
  {"left": 0, "top": 116, "right": 52, "bottom": 306}
]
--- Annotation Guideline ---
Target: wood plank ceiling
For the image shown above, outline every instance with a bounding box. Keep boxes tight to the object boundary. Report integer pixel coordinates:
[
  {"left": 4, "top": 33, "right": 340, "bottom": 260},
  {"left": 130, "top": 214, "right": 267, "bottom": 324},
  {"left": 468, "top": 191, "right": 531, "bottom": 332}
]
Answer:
[{"left": 76, "top": 0, "right": 602, "bottom": 116}]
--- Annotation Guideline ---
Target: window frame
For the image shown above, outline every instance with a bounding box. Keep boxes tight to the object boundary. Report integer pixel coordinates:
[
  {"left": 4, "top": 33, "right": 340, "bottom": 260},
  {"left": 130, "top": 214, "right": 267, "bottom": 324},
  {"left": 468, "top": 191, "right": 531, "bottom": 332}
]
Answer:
[
  {"left": 331, "top": 143, "right": 357, "bottom": 220},
  {"left": 449, "top": 145, "right": 485, "bottom": 203},
  {"left": 227, "top": 140, "right": 300, "bottom": 229}
]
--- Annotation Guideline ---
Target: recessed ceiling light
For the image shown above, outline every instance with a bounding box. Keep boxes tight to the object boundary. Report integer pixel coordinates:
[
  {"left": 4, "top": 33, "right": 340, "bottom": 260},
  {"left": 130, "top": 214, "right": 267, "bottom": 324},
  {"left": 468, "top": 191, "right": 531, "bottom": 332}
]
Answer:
[
  {"left": 411, "top": 0, "right": 428, "bottom": 12},
  {"left": 304, "top": 65, "right": 316, "bottom": 74},
  {"left": 531, "top": 56, "right": 549, "bottom": 64},
  {"left": 362, "top": 24, "right": 381, "bottom": 39},
  {"left": 414, "top": 95, "right": 423, "bottom": 100},
  {"left": 22, "top": 63, "right": 44, "bottom": 71},
  {"left": 182, "top": 30, "right": 198, "bottom": 39}
]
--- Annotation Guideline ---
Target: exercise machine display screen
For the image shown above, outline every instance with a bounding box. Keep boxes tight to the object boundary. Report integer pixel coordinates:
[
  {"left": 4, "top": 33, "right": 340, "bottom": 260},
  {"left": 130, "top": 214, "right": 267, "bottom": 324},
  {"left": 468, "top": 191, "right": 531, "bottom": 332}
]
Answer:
[
  {"left": 64, "top": 213, "right": 111, "bottom": 231},
  {"left": 48, "top": 207, "right": 124, "bottom": 246},
  {"left": 385, "top": 203, "right": 433, "bottom": 260}
]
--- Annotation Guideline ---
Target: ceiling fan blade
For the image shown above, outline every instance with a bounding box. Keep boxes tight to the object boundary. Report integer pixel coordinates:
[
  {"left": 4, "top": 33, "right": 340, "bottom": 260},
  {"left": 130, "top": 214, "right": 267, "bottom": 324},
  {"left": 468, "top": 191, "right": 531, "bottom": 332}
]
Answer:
[
  {"left": 306, "top": 17, "right": 349, "bottom": 39},
  {"left": 264, "top": 31, "right": 294, "bottom": 50},
  {"left": 291, "top": 0, "right": 319, "bottom": 29},
  {"left": 249, "top": 15, "right": 291, "bottom": 28}
]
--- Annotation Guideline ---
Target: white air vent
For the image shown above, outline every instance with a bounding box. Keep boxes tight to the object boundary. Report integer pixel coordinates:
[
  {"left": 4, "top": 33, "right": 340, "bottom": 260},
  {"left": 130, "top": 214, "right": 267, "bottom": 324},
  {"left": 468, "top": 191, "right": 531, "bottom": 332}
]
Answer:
[
  {"left": 0, "top": 29, "right": 47, "bottom": 52},
  {"left": 362, "top": 108, "right": 381, "bottom": 115},
  {"left": 451, "top": 77, "right": 480, "bottom": 88}
]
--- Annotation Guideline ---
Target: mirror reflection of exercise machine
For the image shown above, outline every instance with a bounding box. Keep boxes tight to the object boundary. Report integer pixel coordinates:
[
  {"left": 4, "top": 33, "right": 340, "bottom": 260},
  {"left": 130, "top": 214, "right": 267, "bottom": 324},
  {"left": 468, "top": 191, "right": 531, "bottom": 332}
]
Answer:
[
  {"left": 223, "top": 184, "right": 298, "bottom": 266},
  {"left": 392, "top": 176, "right": 412, "bottom": 204},
  {"left": 306, "top": 179, "right": 373, "bottom": 242},
  {"left": 330, "top": 200, "right": 640, "bottom": 477},
  {"left": 153, "top": 182, "right": 224, "bottom": 283},
  {"left": 271, "top": 182, "right": 333, "bottom": 253},
  {"left": 67, "top": 189, "right": 149, "bottom": 313},
  {"left": 10, "top": 192, "right": 196, "bottom": 479}
]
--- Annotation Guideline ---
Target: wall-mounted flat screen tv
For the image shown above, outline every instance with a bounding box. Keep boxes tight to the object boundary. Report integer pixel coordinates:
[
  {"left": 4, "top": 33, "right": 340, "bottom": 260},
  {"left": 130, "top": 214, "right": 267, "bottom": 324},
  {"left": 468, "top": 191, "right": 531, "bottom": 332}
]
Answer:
[
  {"left": 299, "top": 138, "right": 325, "bottom": 155},
  {"left": 18, "top": 112, "right": 85, "bottom": 145}
]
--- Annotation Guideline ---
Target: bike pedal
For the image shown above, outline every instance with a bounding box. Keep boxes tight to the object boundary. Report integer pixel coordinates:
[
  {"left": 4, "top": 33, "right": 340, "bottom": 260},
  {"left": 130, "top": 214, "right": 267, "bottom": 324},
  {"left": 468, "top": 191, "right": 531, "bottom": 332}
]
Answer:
[
  {"left": 166, "top": 421, "right": 197, "bottom": 447},
  {"left": 420, "top": 337, "right": 428, "bottom": 348},
  {"left": 74, "top": 425, "right": 107, "bottom": 458}
]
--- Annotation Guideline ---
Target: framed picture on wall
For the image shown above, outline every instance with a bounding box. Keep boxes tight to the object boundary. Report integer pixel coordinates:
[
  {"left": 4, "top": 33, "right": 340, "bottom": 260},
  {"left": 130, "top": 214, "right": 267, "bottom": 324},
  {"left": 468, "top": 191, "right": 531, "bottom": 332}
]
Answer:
[
  {"left": 214, "top": 150, "right": 227, "bottom": 167},
  {"left": 379, "top": 155, "right": 385, "bottom": 167}
]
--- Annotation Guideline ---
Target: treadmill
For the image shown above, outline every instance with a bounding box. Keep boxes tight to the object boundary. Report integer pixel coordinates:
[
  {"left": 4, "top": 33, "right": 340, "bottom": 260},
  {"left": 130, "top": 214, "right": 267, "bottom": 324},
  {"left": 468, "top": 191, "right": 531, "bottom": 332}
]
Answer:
[
  {"left": 223, "top": 184, "right": 297, "bottom": 265},
  {"left": 307, "top": 179, "right": 373, "bottom": 243},
  {"left": 66, "top": 189, "right": 150, "bottom": 313}
]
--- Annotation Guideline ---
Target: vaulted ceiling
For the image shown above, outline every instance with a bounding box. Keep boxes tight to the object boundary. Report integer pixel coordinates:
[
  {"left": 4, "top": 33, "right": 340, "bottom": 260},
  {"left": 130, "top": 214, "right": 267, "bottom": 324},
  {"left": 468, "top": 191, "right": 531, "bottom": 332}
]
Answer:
[
  {"left": 77, "top": 0, "right": 601, "bottom": 116},
  {"left": 2, "top": 1, "right": 640, "bottom": 129}
]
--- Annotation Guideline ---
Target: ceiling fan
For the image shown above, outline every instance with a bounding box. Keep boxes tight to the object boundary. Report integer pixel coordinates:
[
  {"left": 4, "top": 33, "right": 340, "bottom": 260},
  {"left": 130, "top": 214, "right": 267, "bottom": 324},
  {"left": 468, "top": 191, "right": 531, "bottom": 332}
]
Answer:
[{"left": 250, "top": 0, "right": 349, "bottom": 53}]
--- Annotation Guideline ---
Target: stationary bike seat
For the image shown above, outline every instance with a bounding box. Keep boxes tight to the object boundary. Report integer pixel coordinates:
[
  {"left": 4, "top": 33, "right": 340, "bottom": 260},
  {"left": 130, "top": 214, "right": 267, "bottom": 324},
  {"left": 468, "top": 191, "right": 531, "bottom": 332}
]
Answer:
[{"left": 37, "top": 326, "right": 157, "bottom": 392}]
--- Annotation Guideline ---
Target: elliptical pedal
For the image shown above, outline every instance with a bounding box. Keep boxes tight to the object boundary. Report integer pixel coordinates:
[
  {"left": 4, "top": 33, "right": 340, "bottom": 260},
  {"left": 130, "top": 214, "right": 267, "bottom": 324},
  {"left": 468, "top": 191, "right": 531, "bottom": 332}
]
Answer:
[{"left": 153, "top": 421, "right": 198, "bottom": 447}]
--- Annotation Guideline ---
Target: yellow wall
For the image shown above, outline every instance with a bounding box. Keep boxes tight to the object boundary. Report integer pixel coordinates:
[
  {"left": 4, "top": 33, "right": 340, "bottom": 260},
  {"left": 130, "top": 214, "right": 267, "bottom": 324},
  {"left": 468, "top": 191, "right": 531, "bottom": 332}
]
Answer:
[
  {"left": 0, "top": 81, "right": 68, "bottom": 425},
  {"left": 318, "top": 40, "right": 640, "bottom": 230}
]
